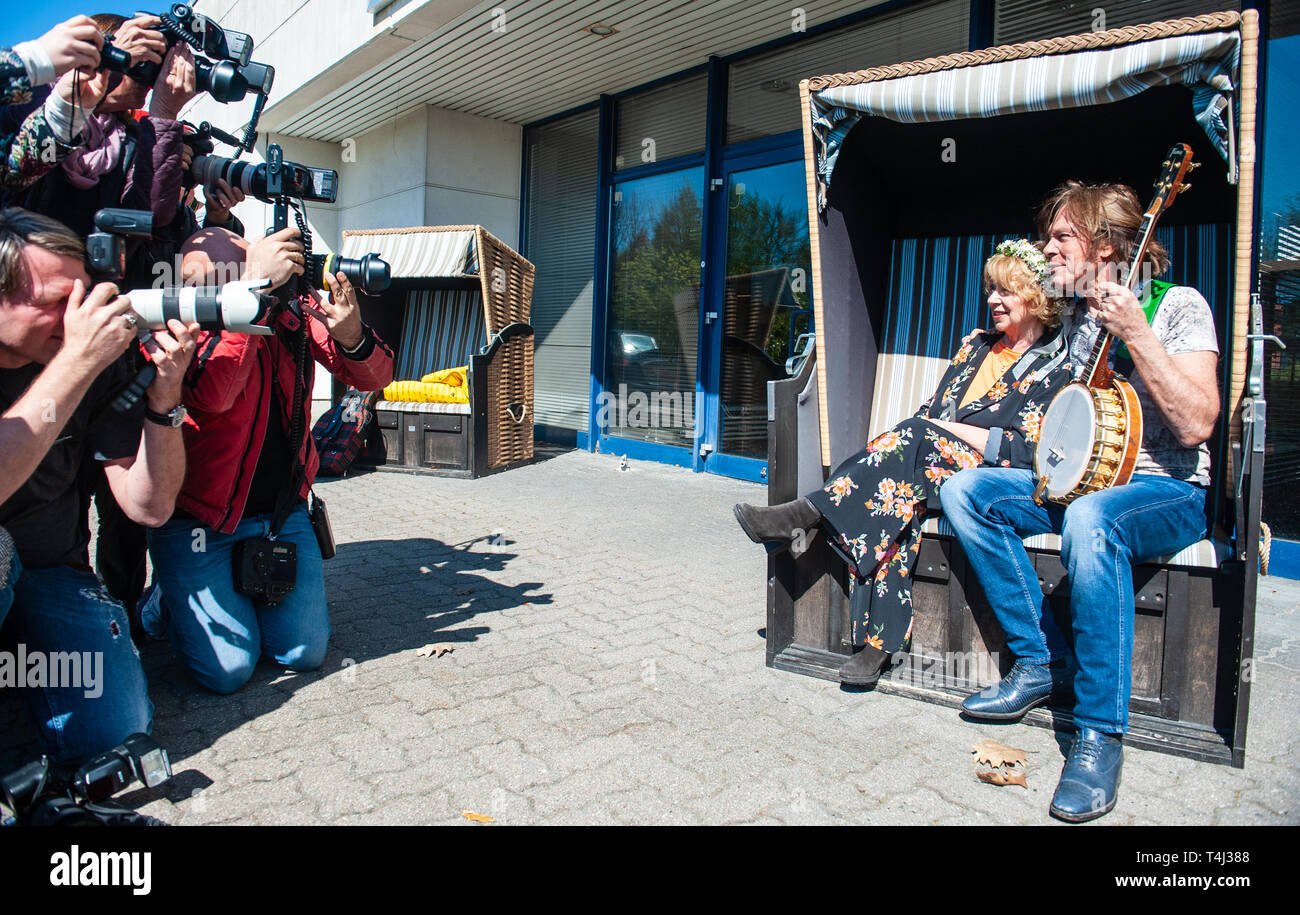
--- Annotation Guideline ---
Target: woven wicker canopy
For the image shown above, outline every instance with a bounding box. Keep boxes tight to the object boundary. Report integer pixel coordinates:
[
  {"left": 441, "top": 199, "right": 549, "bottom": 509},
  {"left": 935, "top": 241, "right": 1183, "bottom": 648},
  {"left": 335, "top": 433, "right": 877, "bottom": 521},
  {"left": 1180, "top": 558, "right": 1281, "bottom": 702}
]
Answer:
[{"left": 340, "top": 225, "right": 534, "bottom": 337}]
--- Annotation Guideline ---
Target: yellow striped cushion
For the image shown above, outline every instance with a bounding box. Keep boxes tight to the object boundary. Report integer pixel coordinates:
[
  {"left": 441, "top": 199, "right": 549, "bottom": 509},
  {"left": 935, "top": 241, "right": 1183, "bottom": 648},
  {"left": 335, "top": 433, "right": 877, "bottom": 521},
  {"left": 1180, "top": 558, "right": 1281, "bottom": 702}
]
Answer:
[
  {"left": 419, "top": 366, "right": 468, "bottom": 387},
  {"left": 382, "top": 379, "right": 469, "bottom": 404}
]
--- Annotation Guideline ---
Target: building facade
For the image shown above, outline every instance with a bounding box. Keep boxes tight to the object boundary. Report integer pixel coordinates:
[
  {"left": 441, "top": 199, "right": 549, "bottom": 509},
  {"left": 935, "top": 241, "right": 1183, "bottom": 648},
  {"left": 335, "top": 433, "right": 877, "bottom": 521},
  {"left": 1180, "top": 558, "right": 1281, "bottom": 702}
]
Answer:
[{"left": 186, "top": 0, "right": 1300, "bottom": 550}]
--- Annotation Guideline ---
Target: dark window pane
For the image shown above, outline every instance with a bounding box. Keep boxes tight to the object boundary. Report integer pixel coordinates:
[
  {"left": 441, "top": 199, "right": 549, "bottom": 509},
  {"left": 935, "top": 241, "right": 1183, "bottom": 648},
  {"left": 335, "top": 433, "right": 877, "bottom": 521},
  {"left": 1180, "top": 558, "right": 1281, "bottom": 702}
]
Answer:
[
  {"left": 525, "top": 109, "right": 599, "bottom": 433},
  {"left": 1259, "top": 7, "right": 1300, "bottom": 536},
  {"left": 718, "top": 160, "right": 812, "bottom": 458},
  {"left": 604, "top": 168, "right": 705, "bottom": 448},
  {"left": 994, "top": 0, "right": 1241, "bottom": 46},
  {"left": 614, "top": 73, "right": 708, "bottom": 170}
]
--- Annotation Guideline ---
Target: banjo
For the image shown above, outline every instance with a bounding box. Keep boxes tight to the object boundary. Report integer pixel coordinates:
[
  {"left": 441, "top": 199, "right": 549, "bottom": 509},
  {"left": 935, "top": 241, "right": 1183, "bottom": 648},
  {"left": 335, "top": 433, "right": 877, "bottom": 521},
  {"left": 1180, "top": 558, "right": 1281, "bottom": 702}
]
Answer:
[{"left": 1032, "top": 144, "right": 1197, "bottom": 506}]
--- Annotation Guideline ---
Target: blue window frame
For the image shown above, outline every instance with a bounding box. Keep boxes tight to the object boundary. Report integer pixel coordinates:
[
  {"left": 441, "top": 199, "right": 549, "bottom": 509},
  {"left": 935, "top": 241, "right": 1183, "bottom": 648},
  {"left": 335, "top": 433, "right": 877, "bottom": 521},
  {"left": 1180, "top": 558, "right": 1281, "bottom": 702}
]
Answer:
[{"left": 523, "top": 0, "right": 983, "bottom": 480}]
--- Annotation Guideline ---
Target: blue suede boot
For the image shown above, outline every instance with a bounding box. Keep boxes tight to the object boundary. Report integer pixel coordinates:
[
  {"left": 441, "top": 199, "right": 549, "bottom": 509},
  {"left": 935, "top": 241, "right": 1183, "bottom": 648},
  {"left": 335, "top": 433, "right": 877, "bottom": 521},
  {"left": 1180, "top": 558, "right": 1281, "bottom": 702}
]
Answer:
[
  {"left": 1049, "top": 728, "right": 1123, "bottom": 822},
  {"left": 960, "top": 661, "right": 1055, "bottom": 720}
]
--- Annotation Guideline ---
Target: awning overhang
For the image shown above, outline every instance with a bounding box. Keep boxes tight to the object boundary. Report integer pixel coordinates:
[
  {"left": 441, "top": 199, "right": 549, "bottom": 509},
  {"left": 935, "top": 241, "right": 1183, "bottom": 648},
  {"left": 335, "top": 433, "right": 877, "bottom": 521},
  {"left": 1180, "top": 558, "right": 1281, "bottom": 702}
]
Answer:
[{"left": 806, "top": 13, "right": 1244, "bottom": 208}]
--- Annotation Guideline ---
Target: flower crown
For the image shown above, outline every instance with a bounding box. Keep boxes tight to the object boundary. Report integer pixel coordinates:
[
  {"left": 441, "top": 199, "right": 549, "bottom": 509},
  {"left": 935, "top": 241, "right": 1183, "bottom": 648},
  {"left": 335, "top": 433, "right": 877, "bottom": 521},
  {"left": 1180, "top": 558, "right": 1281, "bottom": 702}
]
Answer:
[{"left": 993, "top": 238, "right": 1052, "bottom": 291}]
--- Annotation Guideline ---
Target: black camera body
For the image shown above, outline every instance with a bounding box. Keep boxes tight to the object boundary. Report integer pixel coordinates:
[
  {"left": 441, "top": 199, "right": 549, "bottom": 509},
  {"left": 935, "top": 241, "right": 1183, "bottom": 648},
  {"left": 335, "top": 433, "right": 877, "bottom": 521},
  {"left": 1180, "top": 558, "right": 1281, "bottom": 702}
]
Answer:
[
  {"left": 252, "top": 144, "right": 391, "bottom": 300},
  {"left": 86, "top": 208, "right": 154, "bottom": 283},
  {"left": 232, "top": 537, "right": 297, "bottom": 604},
  {"left": 1, "top": 733, "right": 173, "bottom": 826},
  {"left": 191, "top": 149, "right": 338, "bottom": 206},
  {"left": 99, "top": 5, "right": 274, "bottom": 148},
  {"left": 101, "top": 5, "right": 262, "bottom": 91}
]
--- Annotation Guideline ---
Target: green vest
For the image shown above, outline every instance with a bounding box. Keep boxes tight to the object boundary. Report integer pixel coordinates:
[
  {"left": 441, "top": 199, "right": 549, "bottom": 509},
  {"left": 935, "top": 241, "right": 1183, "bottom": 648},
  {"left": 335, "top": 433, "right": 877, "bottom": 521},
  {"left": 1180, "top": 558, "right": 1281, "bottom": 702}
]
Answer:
[{"left": 1116, "top": 280, "right": 1174, "bottom": 362}]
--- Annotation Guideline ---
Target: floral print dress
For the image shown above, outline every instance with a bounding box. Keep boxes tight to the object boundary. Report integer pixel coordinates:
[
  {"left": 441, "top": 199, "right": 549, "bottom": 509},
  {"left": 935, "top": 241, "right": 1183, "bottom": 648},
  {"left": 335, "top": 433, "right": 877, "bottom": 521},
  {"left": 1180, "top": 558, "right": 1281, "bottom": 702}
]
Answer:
[{"left": 804, "top": 328, "right": 1072, "bottom": 652}]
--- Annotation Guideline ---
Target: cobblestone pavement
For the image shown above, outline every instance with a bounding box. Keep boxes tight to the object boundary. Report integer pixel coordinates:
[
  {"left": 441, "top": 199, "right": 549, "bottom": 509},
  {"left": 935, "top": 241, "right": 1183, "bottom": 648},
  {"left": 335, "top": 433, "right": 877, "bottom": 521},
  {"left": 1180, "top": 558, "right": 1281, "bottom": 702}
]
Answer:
[{"left": 2, "top": 448, "right": 1297, "bottom": 825}]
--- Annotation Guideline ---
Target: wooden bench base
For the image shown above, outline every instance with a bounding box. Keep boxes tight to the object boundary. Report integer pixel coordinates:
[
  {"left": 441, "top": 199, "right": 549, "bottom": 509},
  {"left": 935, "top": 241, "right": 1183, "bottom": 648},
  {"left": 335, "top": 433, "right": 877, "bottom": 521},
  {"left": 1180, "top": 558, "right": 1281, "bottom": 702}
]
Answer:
[{"left": 765, "top": 534, "right": 1248, "bottom": 767}]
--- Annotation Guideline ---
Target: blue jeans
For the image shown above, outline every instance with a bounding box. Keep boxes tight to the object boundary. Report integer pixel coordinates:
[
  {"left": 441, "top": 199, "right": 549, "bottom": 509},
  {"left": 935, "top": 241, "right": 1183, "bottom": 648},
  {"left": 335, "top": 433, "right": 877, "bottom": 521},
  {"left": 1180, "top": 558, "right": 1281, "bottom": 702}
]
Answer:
[
  {"left": 0, "top": 554, "right": 153, "bottom": 763},
  {"left": 146, "top": 506, "right": 328, "bottom": 695},
  {"left": 939, "top": 469, "right": 1209, "bottom": 734}
]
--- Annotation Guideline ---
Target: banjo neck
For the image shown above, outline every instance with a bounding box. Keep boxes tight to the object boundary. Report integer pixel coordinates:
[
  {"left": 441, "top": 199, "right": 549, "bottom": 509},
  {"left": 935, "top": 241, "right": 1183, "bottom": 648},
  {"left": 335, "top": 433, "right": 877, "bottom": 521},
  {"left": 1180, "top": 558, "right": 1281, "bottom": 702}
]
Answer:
[
  {"left": 1081, "top": 211, "right": 1158, "bottom": 388},
  {"left": 1079, "top": 143, "right": 1195, "bottom": 388}
]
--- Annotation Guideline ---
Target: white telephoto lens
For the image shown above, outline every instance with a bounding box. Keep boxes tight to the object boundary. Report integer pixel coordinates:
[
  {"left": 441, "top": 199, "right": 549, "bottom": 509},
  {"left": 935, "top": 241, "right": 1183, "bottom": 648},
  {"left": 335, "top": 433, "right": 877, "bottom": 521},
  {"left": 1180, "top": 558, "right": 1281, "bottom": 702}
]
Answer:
[{"left": 127, "top": 279, "right": 273, "bottom": 335}]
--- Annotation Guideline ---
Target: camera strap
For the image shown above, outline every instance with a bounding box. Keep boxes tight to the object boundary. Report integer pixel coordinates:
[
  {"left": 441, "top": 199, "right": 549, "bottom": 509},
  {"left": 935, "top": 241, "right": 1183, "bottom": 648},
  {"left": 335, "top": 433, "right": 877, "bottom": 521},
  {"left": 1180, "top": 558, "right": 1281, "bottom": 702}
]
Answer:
[{"left": 268, "top": 303, "right": 310, "bottom": 540}]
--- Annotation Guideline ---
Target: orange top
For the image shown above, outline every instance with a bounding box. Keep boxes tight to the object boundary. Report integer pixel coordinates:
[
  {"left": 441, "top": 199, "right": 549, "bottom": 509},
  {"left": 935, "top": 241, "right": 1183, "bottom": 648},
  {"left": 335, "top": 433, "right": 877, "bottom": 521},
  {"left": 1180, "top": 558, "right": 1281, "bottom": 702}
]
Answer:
[{"left": 960, "top": 340, "right": 1026, "bottom": 408}]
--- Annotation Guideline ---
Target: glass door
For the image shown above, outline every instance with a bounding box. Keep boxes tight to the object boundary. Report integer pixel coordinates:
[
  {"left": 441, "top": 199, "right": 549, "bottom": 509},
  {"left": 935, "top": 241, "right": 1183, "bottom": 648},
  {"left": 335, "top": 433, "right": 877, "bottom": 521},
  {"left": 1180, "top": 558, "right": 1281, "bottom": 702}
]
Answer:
[
  {"left": 699, "top": 155, "right": 813, "bottom": 481},
  {"left": 598, "top": 167, "right": 705, "bottom": 464}
]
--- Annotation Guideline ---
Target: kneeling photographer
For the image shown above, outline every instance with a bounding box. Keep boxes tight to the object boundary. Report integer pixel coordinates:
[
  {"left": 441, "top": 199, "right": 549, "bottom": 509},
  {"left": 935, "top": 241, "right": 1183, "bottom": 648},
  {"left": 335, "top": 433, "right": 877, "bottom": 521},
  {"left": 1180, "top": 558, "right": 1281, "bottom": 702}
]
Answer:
[
  {"left": 144, "top": 225, "right": 393, "bottom": 694},
  {"left": 0, "top": 207, "right": 197, "bottom": 763}
]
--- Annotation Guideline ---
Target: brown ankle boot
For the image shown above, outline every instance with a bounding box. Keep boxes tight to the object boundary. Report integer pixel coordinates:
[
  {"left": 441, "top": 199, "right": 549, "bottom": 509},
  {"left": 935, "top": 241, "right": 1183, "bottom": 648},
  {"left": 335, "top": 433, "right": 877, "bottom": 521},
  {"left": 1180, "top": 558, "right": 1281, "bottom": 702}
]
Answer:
[
  {"left": 733, "top": 498, "right": 822, "bottom": 556},
  {"left": 839, "top": 644, "right": 889, "bottom": 687}
]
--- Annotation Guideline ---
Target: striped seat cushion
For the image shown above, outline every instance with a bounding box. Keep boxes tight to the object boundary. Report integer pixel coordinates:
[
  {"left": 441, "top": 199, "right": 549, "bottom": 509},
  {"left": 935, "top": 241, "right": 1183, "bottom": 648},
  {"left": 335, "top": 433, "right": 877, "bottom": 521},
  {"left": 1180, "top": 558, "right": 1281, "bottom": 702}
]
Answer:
[
  {"left": 918, "top": 516, "right": 1229, "bottom": 569},
  {"left": 375, "top": 400, "right": 472, "bottom": 415},
  {"left": 871, "top": 234, "right": 1013, "bottom": 437}
]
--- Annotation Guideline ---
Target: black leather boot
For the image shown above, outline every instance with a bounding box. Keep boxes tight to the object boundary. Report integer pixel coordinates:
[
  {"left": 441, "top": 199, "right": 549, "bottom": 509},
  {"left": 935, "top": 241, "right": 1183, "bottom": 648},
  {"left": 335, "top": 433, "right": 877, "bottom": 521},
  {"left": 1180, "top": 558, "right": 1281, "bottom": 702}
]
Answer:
[
  {"left": 733, "top": 498, "right": 822, "bottom": 557},
  {"left": 839, "top": 644, "right": 889, "bottom": 687}
]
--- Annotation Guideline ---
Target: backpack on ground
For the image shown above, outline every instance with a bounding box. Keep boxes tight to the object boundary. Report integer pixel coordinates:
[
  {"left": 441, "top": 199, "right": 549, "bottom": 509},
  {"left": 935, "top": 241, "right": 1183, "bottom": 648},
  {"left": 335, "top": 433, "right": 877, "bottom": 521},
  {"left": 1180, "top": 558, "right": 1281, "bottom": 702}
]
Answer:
[{"left": 313, "top": 388, "right": 381, "bottom": 477}]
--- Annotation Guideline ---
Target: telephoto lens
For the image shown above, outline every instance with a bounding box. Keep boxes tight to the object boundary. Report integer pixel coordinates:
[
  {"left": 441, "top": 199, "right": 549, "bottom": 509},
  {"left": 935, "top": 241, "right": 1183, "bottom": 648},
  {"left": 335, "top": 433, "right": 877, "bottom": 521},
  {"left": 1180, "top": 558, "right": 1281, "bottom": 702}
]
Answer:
[
  {"left": 190, "top": 154, "right": 337, "bottom": 204},
  {"left": 194, "top": 58, "right": 274, "bottom": 104},
  {"left": 127, "top": 280, "right": 275, "bottom": 336},
  {"left": 309, "top": 253, "right": 391, "bottom": 294},
  {"left": 191, "top": 154, "right": 267, "bottom": 200}
]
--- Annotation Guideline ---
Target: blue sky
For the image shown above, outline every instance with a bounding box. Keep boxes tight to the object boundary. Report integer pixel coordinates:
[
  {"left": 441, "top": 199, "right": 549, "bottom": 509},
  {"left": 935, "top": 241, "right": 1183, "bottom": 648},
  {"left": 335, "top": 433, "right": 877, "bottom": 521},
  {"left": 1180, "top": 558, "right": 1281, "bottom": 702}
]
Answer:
[
  {"left": 0, "top": 3, "right": 144, "bottom": 49},
  {"left": 1261, "top": 34, "right": 1300, "bottom": 223}
]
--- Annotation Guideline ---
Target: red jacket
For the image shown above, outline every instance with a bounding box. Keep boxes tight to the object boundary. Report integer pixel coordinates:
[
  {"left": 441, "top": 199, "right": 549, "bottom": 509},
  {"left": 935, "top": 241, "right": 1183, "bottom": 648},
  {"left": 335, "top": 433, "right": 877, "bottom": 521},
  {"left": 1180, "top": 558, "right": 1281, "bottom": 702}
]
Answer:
[{"left": 176, "top": 308, "right": 393, "bottom": 533}]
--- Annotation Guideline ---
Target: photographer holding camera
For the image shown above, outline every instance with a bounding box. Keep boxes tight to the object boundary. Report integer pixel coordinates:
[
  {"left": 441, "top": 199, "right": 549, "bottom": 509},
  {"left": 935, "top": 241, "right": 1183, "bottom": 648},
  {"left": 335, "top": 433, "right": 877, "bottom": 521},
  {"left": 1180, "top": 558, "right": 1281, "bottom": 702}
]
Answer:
[
  {"left": 0, "top": 15, "right": 127, "bottom": 190},
  {"left": 0, "top": 206, "right": 198, "bottom": 762},
  {"left": 144, "top": 226, "right": 392, "bottom": 694},
  {"left": 21, "top": 15, "right": 195, "bottom": 244}
]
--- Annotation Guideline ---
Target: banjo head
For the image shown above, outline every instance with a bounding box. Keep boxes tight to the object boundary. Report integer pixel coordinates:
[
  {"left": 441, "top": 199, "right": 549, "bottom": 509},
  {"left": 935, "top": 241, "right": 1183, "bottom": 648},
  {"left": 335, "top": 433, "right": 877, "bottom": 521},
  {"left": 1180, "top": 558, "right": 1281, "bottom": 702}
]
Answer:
[{"left": 1034, "top": 383, "right": 1097, "bottom": 500}]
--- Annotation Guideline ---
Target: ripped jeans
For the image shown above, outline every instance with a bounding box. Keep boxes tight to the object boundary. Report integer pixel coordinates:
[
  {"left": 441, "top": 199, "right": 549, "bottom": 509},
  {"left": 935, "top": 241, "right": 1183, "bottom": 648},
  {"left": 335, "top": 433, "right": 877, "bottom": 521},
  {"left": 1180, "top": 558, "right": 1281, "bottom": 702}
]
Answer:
[{"left": 0, "top": 556, "right": 153, "bottom": 763}]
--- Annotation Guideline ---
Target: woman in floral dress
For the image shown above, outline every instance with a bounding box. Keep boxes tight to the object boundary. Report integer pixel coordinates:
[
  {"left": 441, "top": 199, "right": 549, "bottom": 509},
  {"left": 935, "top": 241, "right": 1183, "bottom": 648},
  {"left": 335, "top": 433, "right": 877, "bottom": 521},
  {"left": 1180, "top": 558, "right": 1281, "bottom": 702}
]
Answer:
[{"left": 734, "top": 240, "right": 1073, "bottom": 685}]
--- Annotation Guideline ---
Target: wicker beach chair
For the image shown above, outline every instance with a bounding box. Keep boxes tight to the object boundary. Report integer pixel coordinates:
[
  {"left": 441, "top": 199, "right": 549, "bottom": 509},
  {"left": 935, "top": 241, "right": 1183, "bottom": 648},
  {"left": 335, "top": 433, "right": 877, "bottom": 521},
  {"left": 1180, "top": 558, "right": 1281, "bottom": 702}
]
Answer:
[
  {"left": 767, "top": 11, "right": 1266, "bottom": 766},
  {"left": 340, "top": 225, "right": 535, "bottom": 478}
]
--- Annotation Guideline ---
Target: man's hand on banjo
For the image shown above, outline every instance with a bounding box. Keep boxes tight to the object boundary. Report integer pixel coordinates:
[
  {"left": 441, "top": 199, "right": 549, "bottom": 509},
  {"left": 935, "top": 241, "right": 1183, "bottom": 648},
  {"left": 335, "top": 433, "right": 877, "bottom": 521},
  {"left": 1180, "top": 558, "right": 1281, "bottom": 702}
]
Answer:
[
  {"left": 1090, "top": 280, "right": 1219, "bottom": 448},
  {"left": 1091, "top": 281, "right": 1152, "bottom": 344}
]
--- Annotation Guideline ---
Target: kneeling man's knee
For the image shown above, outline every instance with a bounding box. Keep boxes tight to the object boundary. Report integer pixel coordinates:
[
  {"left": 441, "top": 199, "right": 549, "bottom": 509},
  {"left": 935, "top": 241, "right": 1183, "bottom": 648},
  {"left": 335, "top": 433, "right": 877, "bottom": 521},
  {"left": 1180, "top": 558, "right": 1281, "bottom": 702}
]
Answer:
[{"left": 195, "top": 656, "right": 258, "bottom": 695}]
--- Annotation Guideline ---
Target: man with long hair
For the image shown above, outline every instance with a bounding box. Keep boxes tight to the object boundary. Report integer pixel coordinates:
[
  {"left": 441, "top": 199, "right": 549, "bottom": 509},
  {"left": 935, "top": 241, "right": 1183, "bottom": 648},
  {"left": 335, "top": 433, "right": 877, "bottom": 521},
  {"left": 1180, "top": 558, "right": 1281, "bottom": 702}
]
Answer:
[{"left": 940, "top": 181, "right": 1220, "bottom": 822}]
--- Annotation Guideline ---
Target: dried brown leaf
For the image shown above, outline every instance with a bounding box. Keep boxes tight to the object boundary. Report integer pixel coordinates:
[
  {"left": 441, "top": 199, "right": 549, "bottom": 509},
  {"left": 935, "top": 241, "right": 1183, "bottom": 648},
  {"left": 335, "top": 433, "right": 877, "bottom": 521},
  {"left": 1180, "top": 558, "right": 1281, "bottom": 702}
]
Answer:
[
  {"left": 976, "top": 767, "right": 1028, "bottom": 788},
  {"left": 972, "top": 738, "right": 1027, "bottom": 769},
  {"left": 416, "top": 643, "right": 455, "bottom": 658},
  {"left": 462, "top": 810, "right": 494, "bottom": 824}
]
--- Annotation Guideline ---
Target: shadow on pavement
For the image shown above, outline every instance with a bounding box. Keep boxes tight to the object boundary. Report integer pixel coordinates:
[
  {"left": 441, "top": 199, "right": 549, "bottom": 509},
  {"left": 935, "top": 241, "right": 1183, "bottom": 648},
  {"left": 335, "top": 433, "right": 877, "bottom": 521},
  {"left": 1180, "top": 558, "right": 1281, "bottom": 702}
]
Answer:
[{"left": 0, "top": 535, "right": 553, "bottom": 795}]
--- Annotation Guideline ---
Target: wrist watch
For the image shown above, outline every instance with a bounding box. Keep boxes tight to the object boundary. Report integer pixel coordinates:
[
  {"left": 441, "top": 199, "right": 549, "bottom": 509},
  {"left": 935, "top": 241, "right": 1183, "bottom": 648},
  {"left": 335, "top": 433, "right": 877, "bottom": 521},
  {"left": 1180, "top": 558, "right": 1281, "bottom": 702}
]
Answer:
[{"left": 144, "top": 404, "right": 188, "bottom": 428}]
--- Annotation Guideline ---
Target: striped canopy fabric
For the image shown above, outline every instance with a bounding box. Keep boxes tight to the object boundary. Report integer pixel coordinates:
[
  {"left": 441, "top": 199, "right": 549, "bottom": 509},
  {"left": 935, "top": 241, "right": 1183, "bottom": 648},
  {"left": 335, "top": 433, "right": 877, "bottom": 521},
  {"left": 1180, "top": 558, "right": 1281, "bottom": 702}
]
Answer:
[
  {"left": 394, "top": 288, "right": 487, "bottom": 381},
  {"left": 339, "top": 229, "right": 478, "bottom": 278},
  {"left": 810, "top": 25, "right": 1242, "bottom": 209}
]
